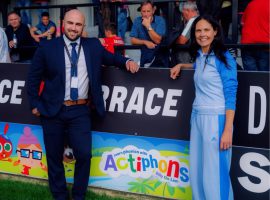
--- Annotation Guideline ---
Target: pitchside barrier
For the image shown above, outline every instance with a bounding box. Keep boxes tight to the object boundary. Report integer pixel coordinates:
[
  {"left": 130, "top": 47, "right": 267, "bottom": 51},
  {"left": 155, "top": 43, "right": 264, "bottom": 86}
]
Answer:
[{"left": 0, "top": 63, "right": 269, "bottom": 200}]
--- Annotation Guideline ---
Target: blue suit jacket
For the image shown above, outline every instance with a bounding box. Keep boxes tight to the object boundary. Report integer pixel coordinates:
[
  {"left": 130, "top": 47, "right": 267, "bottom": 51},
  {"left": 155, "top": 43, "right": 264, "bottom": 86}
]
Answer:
[{"left": 27, "top": 37, "right": 128, "bottom": 117}]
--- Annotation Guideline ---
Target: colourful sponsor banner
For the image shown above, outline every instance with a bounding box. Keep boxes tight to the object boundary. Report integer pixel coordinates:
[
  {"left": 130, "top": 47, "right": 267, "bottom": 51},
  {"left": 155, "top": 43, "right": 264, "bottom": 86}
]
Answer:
[
  {"left": 0, "top": 121, "right": 76, "bottom": 181},
  {"left": 90, "top": 132, "right": 191, "bottom": 199},
  {"left": 0, "top": 121, "right": 192, "bottom": 199},
  {"left": 0, "top": 122, "right": 48, "bottom": 178}
]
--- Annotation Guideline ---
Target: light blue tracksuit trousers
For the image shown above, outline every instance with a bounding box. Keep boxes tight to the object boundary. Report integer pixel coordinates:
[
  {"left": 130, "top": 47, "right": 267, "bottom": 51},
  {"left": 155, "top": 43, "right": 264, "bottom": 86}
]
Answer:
[{"left": 189, "top": 109, "right": 233, "bottom": 200}]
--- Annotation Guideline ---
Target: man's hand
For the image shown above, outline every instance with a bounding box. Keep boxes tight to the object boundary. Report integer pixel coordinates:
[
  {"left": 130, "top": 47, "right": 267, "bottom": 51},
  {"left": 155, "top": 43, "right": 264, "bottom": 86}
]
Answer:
[
  {"left": 33, "top": 35, "right": 40, "bottom": 43},
  {"left": 32, "top": 108, "right": 41, "bottom": 117},
  {"left": 142, "top": 17, "right": 152, "bottom": 28},
  {"left": 9, "top": 40, "right": 15, "bottom": 48},
  {"left": 126, "top": 60, "right": 139, "bottom": 73}
]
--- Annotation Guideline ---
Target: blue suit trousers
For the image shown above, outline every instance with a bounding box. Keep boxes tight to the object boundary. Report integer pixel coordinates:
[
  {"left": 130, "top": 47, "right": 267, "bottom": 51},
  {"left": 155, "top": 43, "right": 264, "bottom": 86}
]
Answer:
[{"left": 41, "top": 104, "right": 92, "bottom": 200}]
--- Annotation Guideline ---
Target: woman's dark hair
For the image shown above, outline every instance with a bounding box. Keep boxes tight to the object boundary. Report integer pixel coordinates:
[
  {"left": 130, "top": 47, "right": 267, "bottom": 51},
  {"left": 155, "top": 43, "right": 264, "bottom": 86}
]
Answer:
[{"left": 189, "top": 15, "right": 229, "bottom": 67}]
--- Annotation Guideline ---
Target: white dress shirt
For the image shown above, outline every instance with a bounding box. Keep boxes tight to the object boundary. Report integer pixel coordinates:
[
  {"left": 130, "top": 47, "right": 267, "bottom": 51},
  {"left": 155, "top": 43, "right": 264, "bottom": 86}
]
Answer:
[{"left": 63, "top": 35, "right": 89, "bottom": 100}]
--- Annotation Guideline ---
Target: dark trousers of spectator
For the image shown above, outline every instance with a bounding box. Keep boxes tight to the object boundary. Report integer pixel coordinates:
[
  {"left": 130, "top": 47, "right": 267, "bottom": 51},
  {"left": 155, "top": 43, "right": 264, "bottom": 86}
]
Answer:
[
  {"left": 41, "top": 105, "right": 92, "bottom": 200},
  {"left": 242, "top": 49, "right": 269, "bottom": 71}
]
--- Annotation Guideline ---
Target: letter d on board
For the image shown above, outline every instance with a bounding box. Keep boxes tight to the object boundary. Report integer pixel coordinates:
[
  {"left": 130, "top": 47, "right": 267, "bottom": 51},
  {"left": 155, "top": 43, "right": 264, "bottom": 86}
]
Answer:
[{"left": 248, "top": 86, "right": 266, "bottom": 134}]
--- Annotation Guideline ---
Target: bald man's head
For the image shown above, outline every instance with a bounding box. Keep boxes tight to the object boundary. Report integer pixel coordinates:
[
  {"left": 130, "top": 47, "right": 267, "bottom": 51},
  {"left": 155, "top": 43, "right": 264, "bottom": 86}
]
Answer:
[
  {"left": 64, "top": 9, "right": 85, "bottom": 24},
  {"left": 63, "top": 9, "right": 85, "bottom": 41}
]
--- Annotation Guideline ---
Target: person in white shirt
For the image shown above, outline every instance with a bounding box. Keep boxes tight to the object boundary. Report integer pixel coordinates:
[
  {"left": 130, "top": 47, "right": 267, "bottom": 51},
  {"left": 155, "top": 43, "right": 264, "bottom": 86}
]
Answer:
[
  {"left": 0, "top": 27, "right": 11, "bottom": 63},
  {"left": 172, "top": 1, "right": 199, "bottom": 65}
]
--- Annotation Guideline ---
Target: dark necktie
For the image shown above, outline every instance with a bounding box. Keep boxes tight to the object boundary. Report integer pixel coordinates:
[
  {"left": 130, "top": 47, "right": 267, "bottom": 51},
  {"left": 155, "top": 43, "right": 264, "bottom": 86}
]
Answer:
[{"left": 70, "top": 42, "right": 78, "bottom": 100}]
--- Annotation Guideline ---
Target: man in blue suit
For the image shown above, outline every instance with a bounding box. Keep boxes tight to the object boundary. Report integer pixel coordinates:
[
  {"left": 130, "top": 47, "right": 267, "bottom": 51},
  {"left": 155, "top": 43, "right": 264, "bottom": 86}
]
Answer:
[{"left": 27, "top": 9, "right": 139, "bottom": 200}]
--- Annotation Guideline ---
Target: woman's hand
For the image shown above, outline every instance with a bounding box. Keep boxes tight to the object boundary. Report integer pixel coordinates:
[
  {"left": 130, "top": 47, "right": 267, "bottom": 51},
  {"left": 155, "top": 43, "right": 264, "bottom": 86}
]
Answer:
[
  {"left": 220, "top": 110, "right": 235, "bottom": 150},
  {"left": 220, "top": 128, "right": 233, "bottom": 150},
  {"left": 170, "top": 64, "right": 181, "bottom": 79}
]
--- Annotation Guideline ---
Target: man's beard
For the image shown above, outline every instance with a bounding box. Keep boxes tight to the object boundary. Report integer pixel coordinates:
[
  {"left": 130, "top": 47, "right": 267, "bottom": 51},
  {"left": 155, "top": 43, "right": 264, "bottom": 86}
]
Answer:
[{"left": 64, "top": 30, "right": 82, "bottom": 41}]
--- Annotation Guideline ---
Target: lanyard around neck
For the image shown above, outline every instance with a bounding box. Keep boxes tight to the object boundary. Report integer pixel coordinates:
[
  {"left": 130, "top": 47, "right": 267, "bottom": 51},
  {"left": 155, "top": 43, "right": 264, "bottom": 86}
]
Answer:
[{"left": 64, "top": 41, "right": 82, "bottom": 68}]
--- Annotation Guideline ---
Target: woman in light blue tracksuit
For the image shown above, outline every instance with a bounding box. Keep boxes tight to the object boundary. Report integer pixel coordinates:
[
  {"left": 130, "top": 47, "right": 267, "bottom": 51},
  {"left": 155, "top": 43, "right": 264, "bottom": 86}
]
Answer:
[{"left": 170, "top": 15, "right": 238, "bottom": 200}]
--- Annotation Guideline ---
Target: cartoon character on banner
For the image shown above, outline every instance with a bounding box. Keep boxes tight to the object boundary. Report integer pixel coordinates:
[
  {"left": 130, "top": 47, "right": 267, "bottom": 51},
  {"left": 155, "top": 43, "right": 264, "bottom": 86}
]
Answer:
[
  {"left": 13, "top": 126, "right": 47, "bottom": 175},
  {"left": 0, "top": 123, "right": 13, "bottom": 162}
]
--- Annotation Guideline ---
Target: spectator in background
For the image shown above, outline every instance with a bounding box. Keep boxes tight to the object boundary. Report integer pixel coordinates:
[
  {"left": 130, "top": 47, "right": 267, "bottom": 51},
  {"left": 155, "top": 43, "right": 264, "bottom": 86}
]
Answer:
[
  {"left": 5, "top": 11, "right": 34, "bottom": 62},
  {"left": 241, "top": 0, "right": 269, "bottom": 71},
  {"left": 176, "top": 1, "right": 199, "bottom": 44},
  {"left": 130, "top": 0, "right": 166, "bottom": 67},
  {"left": 16, "top": 0, "right": 32, "bottom": 26},
  {"left": 30, "top": 11, "right": 56, "bottom": 43},
  {"left": 171, "top": 1, "right": 198, "bottom": 65},
  {"left": 0, "top": 27, "right": 11, "bottom": 63},
  {"left": 176, "top": 2, "right": 198, "bottom": 46},
  {"left": 99, "top": 23, "right": 124, "bottom": 54}
]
